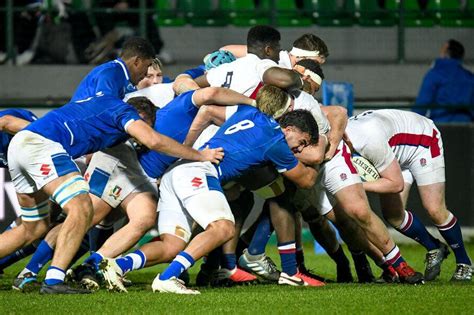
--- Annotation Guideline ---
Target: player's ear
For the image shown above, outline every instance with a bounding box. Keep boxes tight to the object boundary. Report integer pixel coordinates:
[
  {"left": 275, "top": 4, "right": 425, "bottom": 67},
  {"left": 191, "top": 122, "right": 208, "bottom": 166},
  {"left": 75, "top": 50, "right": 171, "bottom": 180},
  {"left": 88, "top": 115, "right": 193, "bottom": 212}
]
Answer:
[
  {"left": 133, "top": 56, "right": 141, "bottom": 66},
  {"left": 263, "top": 45, "right": 272, "bottom": 57}
]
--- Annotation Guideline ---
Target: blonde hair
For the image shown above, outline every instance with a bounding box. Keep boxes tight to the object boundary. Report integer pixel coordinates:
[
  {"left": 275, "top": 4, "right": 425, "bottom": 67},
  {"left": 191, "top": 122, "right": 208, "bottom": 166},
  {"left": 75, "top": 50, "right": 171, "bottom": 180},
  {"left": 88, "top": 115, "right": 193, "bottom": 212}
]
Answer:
[
  {"left": 256, "top": 85, "right": 290, "bottom": 117},
  {"left": 151, "top": 57, "right": 163, "bottom": 71}
]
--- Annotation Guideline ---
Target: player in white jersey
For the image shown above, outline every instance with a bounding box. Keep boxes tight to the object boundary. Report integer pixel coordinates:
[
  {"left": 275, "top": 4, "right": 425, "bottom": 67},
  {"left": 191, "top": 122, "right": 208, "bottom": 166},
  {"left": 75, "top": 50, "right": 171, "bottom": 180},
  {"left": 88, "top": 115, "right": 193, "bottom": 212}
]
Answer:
[
  {"left": 345, "top": 109, "right": 472, "bottom": 281},
  {"left": 189, "top": 25, "right": 305, "bottom": 98},
  {"left": 221, "top": 33, "right": 329, "bottom": 69}
]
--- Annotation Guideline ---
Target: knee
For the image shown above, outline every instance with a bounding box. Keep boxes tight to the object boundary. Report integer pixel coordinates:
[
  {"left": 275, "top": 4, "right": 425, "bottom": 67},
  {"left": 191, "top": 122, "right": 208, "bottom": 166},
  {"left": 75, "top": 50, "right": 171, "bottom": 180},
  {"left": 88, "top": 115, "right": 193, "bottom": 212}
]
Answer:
[
  {"left": 208, "top": 219, "right": 235, "bottom": 243},
  {"left": 346, "top": 206, "right": 373, "bottom": 226},
  {"left": 130, "top": 213, "right": 157, "bottom": 234}
]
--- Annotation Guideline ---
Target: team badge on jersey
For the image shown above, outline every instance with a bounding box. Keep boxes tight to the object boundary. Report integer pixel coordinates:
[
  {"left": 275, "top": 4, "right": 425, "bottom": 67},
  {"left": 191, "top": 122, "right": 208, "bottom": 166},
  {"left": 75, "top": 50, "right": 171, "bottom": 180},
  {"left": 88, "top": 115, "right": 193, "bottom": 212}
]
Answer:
[
  {"left": 420, "top": 158, "right": 427, "bottom": 167},
  {"left": 109, "top": 185, "right": 122, "bottom": 200},
  {"left": 340, "top": 173, "right": 347, "bottom": 181}
]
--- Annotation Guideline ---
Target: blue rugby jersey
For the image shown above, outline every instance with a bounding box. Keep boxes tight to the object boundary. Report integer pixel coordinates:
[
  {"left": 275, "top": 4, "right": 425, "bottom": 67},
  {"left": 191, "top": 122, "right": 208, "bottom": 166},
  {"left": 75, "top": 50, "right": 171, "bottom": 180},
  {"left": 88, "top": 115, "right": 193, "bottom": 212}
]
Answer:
[
  {"left": 0, "top": 109, "right": 37, "bottom": 167},
  {"left": 25, "top": 95, "right": 141, "bottom": 159},
  {"left": 71, "top": 58, "right": 135, "bottom": 102},
  {"left": 201, "top": 105, "right": 298, "bottom": 184},
  {"left": 138, "top": 90, "right": 198, "bottom": 178}
]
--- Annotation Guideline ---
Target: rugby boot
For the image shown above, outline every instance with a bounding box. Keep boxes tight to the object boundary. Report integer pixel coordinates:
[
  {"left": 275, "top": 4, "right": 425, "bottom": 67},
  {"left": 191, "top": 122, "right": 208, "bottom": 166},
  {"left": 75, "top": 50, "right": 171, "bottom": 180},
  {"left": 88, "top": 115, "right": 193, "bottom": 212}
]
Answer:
[
  {"left": 394, "top": 262, "right": 424, "bottom": 284},
  {"left": 352, "top": 252, "right": 376, "bottom": 283},
  {"left": 40, "top": 283, "right": 91, "bottom": 294},
  {"left": 424, "top": 243, "right": 450, "bottom": 281},
  {"left": 12, "top": 272, "right": 41, "bottom": 292},
  {"left": 152, "top": 274, "right": 200, "bottom": 295},
  {"left": 239, "top": 249, "right": 280, "bottom": 282},
  {"left": 451, "top": 264, "right": 472, "bottom": 282},
  {"left": 278, "top": 271, "right": 325, "bottom": 287},
  {"left": 213, "top": 267, "right": 258, "bottom": 287}
]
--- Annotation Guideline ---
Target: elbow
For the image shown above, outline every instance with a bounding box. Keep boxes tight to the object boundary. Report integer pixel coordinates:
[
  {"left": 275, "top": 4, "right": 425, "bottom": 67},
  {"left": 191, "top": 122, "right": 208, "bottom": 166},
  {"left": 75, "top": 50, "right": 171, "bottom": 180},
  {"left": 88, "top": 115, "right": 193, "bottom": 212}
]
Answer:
[{"left": 392, "top": 180, "right": 405, "bottom": 194}]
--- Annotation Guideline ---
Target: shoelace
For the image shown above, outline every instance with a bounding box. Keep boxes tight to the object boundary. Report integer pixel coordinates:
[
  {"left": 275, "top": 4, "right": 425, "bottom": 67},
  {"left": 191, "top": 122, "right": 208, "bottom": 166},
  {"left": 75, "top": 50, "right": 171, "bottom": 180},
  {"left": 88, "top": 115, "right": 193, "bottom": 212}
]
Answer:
[
  {"left": 398, "top": 264, "right": 415, "bottom": 277},
  {"left": 454, "top": 265, "right": 470, "bottom": 278},
  {"left": 425, "top": 251, "right": 440, "bottom": 268},
  {"left": 172, "top": 277, "right": 189, "bottom": 290},
  {"left": 262, "top": 256, "right": 278, "bottom": 273}
]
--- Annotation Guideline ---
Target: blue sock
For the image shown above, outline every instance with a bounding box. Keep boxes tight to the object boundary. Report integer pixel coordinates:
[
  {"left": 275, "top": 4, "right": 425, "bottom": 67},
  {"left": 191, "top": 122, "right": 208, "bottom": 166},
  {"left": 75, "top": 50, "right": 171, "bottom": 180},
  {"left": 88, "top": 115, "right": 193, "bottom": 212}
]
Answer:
[
  {"left": 88, "top": 225, "right": 114, "bottom": 252},
  {"left": 396, "top": 210, "right": 439, "bottom": 251},
  {"left": 437, "top": 213, "right": 472, "bottom": 265},
  {"left": 278, "top": 241, "right": 297, "bottom": 276},
  {"left": 0, "top": 244, "right": 37, "bottom": 271},
  {"left": 159, "top": 251, "right": 195, "bottom": 281},
  {"left": 222, "top": 253, "right": 236, "bottom": 270},
  {"left": 248, "top": 214, "right": 273, "bottom": 255},
  {"left": 44, "top": 266, "right": 65, "bottom": 285},
  {"left": 384, "top": 245, "right": 406, "bottom": 268},
  {"left": 25, "top": 240, "right": 54, "bottom": 275},
  {"left": 84, "top": 252, "right": 103, "bottom": 269},
  {"left": 115, "top": 250, "right": 146, "bottom": 275}
]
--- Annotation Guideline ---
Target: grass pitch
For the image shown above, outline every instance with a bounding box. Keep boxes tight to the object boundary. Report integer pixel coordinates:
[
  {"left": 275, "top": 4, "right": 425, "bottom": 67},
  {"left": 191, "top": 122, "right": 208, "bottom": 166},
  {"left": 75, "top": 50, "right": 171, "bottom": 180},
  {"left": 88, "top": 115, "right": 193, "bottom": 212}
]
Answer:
[{"left": 0, "top": 243, "right": 473, "bottom": 314}]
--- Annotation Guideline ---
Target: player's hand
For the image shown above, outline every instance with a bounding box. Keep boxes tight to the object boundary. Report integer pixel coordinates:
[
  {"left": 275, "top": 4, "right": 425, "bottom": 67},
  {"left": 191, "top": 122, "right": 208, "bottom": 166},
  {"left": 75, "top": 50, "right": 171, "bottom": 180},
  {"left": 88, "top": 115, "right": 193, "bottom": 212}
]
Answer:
[
  {"left": 200, "top": 147, "right": 224, "bottom": 164},
  {"left": 324, "top": 143, "right": 337, "bottom": 161}
]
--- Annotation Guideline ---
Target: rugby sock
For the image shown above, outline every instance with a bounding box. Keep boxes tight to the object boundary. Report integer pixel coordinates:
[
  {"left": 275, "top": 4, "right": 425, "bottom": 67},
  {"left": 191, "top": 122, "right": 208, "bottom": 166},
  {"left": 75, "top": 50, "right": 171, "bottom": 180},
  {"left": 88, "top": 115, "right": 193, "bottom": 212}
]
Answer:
[
  {"left": 222, "top": 253, "right": 237, "bottom": 270},
  {"left": 115, "top": 250, "right": 147, "bottom": 275},
  {"left": 23, "top": 240, "right": 54, "bottom": 275},
  {"left": 278, "top": 241, "right": 297, "bottom": 276},
  {"left": 88, "top": 225, "right": 114, "bottom": 252},
  {"left": 296, "top": 247, "right": 305, "bottom": 267},
  {"left": 44, "top": 266, "right": 65, "bottom": 285},
  {"left": 248, "top": 214, "right": 273, "bottom": 256},
  {"left": 159, "top": 251, "right": 195, "bottom": 281},
  {"left": 84, "top": 252, "right": 103, "bottom": 269},
  {"left": 437, "top": 213, "right": 471, "bottom": 265},
  {"left": 0, "top": 244, "right": 37, "bottom": 272},
  {"left": 384, "top": 245, "right": 405, "bottom": 268},
  {"left": 396, "top": 210, "right": 439, "bottom": 251},
  {"left": 328, "top": 245, "right": 350, "bottom": 267}
]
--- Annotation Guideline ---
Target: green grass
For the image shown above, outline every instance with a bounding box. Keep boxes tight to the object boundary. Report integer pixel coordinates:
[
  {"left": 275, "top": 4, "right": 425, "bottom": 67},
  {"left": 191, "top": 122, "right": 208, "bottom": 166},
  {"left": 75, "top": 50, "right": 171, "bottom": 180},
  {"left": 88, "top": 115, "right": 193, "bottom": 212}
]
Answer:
[{"left": 0, "top": 243, "right": 473, "bottom": 314}]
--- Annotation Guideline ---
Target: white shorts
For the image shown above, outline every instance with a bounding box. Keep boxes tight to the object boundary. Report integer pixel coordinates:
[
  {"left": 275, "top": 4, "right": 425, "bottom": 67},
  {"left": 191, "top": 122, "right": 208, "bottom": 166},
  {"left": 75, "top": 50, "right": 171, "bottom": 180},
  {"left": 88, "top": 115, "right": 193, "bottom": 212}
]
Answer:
[
  {"left": 157, "top": 161, "right": 234, "bottom": 243},
  {"left": 8, "top": 130, "right": 80, "bottom": 194},
  {"left": 85, "top": 142, "right": 157, "bottom": 208},
  {"left": 307, "top": 142, "right": 361, "bottom": 216},
  {"left": 400, "top": 127, "right": 445, "bottom": 186}
]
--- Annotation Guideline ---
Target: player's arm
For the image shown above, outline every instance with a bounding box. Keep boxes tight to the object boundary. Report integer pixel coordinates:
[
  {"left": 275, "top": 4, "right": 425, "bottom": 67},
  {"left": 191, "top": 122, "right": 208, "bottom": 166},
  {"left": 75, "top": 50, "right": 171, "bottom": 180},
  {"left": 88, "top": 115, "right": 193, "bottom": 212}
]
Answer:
[
  {"left": 362, "top": 158, "right": 404, "bottom": 194},
  {"left": 294, "top": 136, "right": 327, "bottom": 166},
  {"left": 220, "top": 44, "right": 247, "bottom": 58},
  {"left": 173, "top": 74, "right": 201, "bottom": 95},
  {"left": 192, "top": 74, "right": 211, "bottom": 89},
  {"left": 282, "top": 162, "right": 317, "bottom": 189},
  {"left": 127, "top": 119, "right": 224, "bottom": 163},
  {"left": 262, "top": 67, "right": 304, "bottom": 91},
  {"left": 192, "top": 87, "right": 255, "bottom": 108},
  {"left": 184, "top": 105, "right": 227, "bottom": 146},
  {"left": 320, "top": 105, "right": 348, "bottom": 160},
  {"left": 0, "top": 115, "right": 31, "bottom": 135}
]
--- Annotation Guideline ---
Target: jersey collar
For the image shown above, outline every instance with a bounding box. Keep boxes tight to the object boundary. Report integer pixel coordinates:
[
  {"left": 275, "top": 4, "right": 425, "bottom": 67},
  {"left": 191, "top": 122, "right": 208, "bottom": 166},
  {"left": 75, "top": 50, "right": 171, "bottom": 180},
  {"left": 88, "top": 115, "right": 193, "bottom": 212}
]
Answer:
[{"left": 114, "top": 58, "right": 131, "bottom": 81}]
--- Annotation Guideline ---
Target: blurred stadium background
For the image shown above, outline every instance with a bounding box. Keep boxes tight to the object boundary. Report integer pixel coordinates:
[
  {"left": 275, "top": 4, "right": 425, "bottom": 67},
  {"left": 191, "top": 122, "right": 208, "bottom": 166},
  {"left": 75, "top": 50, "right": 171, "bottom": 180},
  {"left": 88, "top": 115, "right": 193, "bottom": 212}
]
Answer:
[{"left": 0, "top": 1, "right": 473, "bottom": 236}]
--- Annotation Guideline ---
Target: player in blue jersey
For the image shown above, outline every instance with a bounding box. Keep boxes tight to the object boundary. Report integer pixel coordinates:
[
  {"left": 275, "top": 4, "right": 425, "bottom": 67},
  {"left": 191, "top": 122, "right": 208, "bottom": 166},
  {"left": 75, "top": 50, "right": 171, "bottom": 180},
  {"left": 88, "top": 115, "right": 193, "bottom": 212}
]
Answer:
[
  {"left": 71, "top": 37, "right": 155, "bottom": 101},
  {"left": 1, "top": 95, "right": 223, "bottom": 294},
  {"left": 99, "top": 108, "right": 320, "bottom": 294}
]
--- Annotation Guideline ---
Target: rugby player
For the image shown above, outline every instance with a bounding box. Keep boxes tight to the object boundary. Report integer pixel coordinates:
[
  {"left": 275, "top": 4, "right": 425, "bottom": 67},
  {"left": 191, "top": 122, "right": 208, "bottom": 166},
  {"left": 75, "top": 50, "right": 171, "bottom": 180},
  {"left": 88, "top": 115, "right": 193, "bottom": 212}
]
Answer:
[
  {"left": 345, "top": 109, "right": 472, "bottom": 281},
  {"left": 1, "top": 94, "right": 223, "bottom": 294}
]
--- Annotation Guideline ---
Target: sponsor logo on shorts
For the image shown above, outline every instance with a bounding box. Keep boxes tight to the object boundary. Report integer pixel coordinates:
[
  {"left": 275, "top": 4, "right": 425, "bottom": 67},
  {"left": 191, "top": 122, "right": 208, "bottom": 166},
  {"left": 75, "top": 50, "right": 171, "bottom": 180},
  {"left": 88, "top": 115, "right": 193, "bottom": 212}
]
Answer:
[
  {"left": 109, "top": 185, "right": 122, "bottom": 200},
  {"left": 191, "top": 177, "right": 203, "bottom": 188},
  {"left": 40, "top": 164, "right": 52, "bottom": 176},
  {"left": 175, "top": 225, "right": 187, "bottom": 238},
  {"left": 340, "top": 173, "right": 347, "bottom": 181},
  {"left": 420, "top": 158, "right": 427, "bottom": 167}
]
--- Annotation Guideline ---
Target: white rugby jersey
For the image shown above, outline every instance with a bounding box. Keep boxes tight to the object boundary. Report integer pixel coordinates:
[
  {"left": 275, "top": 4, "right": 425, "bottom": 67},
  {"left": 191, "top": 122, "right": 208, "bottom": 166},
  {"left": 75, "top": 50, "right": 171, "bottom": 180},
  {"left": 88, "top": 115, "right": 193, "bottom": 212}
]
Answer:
[
  {"left": 124, "top": 83, "right": 175, "bottom": 108},
  {"left": 278, "top": 50, "right": 292, "bottom": 69},
  {"left": 346, "top": 109, "right": 441, "bottom": 172},
  {"left": 206, "top": 53, "right": 277, "bottom": 97},
  {"left": 292, "top": 90, "right": 330, "bottom": 135}
]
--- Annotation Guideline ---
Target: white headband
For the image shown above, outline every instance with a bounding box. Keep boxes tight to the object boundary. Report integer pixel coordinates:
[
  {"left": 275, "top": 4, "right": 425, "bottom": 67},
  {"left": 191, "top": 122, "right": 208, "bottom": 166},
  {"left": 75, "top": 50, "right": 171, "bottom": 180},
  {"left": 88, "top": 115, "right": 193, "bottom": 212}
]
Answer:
[
  {"left": 273, "top": 95, "right": 292, "bottom": 119},
  {"left": 290, "top": 47, "right": 320, "bottom": 57},
  {"left": 303, "top": 69, "right": 323, "bottom": 85}
]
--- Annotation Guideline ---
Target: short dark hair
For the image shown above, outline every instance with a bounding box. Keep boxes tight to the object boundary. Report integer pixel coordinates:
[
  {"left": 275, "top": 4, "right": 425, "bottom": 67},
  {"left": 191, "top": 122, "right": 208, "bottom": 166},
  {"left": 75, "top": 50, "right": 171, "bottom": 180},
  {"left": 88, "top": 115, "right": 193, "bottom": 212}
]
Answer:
[
  {"left": 247, "top": 25, "right": 281, "bottom": 51},
  {"left": 295, "top": 59, "right": 325, "bottom": 80},
  {"left": 120, "top": 37, "right": 156, "bottom": 60},
  {"left": 278, "top": 109, "right": 319, "bottom": 145},
  {"left": 126, "top": 96, "right": 157, "bottom": 125},
  {"left": 293, "top": 34, "right": 329, "bottom": 58},
  {"left": 447, "top": 39, "right": 464, "bottom": 60}
]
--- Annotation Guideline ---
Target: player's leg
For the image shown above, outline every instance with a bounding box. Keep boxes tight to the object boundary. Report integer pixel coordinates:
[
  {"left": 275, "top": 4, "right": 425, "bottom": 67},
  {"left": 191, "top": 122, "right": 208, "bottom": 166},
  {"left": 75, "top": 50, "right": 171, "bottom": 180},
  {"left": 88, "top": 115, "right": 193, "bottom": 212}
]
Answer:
[
  {"left": 334, "top": 183, "right": 423, "bottom": 284},
  {"left": 418, "top": 182, "right": 472, "bottom": 281}
]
